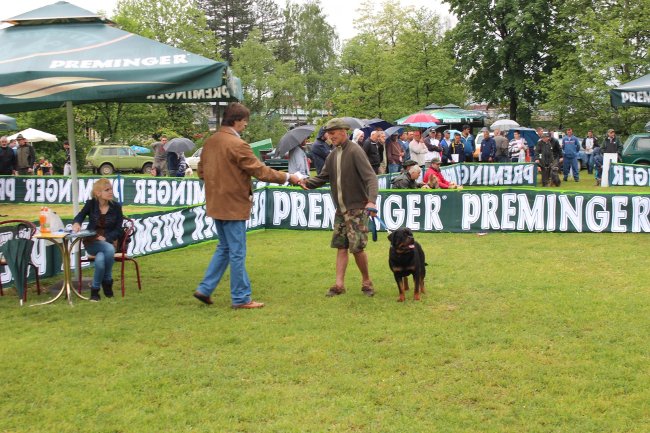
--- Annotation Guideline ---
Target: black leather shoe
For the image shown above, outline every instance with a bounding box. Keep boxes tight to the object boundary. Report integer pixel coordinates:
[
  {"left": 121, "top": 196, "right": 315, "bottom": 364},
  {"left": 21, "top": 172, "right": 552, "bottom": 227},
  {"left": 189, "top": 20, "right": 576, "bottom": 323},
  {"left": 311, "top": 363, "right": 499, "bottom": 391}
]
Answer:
[
  {"left": 193, "top": 291, "right": 213, "bottom": 305},
  {"left": 102, "top": 279, "right": 114, "bottom": 298}
]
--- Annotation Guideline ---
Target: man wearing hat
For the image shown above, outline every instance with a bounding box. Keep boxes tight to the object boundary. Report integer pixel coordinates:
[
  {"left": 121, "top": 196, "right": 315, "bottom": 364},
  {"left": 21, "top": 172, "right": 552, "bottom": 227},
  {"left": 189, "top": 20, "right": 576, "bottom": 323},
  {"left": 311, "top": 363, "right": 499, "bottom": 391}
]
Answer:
[
  {"left": 300, "top": 118, "right": 379, "bottom": 298},
  {"left": 423, "top": 157, "right": 462, "bottom": 190},
  {"left": 535, "top": 132, "right": 562, "bottom": 186},
  {"left": 391, "top": 163, "right": 422, "bottom": 189},
  {"left": 15, "top": 134, "right": 35, "bottom": 175}
]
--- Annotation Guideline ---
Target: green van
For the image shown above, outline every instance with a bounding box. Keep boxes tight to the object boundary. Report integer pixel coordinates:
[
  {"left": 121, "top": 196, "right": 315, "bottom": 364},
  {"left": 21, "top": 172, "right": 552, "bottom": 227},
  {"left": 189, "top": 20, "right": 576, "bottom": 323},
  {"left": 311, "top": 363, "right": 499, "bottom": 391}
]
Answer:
[{"left": 85, "top": 145, "right": 154, "bottom": 175}]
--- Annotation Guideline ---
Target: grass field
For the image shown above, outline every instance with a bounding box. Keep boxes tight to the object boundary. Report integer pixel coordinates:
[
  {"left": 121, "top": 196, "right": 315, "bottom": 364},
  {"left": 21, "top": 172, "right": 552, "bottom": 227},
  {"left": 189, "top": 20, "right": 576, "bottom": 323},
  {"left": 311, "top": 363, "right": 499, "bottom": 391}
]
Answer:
[{"left": 1, "top": 229, "right": 649, "bottom": 433}]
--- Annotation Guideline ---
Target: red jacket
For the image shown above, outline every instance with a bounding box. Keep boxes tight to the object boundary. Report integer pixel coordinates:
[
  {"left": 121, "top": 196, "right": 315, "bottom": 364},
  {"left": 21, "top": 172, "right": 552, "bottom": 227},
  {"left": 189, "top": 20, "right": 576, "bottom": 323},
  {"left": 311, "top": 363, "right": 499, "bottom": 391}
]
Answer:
[{"left": 423, "top": 166, "right": 451, "bottom": 189}]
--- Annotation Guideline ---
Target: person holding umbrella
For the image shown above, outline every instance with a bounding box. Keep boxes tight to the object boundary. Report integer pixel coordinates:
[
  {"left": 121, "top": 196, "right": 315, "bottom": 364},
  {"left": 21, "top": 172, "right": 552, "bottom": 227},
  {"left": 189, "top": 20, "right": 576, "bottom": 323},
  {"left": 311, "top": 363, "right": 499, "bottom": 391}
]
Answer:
[
  {"left": 193, "top": 103, "right": 301, "bottom": 309},
  {"left": 277, "top": 125, "right": 315, "bottom": 178},
  {"left": 164, "top": 137, "right": 195, "bottom": 177}
]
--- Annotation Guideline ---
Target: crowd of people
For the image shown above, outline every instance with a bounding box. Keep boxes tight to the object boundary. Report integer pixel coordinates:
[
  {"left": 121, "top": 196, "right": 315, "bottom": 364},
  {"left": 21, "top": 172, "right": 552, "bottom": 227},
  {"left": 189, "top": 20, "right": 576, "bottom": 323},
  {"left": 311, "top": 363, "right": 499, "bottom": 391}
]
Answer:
[{"left": 301, "top": 121, "right": 625, "bottom": 189}]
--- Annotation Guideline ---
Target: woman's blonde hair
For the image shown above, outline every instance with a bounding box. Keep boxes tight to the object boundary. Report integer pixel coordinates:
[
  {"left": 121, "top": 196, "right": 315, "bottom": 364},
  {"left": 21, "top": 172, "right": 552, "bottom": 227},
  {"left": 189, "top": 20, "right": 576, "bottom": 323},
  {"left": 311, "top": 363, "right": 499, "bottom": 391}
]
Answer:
[{"left": 92, "top": 178, "right": 113, "bottom": 200}]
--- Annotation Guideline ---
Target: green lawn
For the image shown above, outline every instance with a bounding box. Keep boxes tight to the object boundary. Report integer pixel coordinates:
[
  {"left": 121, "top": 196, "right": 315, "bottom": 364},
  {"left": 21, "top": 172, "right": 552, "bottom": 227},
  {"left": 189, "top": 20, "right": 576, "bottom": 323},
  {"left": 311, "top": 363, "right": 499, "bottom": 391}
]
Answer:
[{"left": 1, "top": 230, "right": 649, "bottom": 433}]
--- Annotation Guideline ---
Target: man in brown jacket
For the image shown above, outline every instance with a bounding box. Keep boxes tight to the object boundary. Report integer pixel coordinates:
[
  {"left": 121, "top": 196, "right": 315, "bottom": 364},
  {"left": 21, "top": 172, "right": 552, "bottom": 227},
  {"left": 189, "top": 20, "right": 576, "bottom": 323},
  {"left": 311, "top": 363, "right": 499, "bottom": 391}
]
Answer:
[
  {"left": 301, "top": 118, "right": 379, "bottom": 297},
  {"left": 193, "top": 103, "right": 300, "bottom": 309}
]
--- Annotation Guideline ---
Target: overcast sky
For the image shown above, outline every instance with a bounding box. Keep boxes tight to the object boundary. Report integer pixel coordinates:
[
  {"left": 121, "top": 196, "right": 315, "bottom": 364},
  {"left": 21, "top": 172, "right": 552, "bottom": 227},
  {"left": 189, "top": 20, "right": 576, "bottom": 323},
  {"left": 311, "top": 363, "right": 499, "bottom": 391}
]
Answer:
[{"left": 2, "top": 0, "right": 451, "bottom": 41}]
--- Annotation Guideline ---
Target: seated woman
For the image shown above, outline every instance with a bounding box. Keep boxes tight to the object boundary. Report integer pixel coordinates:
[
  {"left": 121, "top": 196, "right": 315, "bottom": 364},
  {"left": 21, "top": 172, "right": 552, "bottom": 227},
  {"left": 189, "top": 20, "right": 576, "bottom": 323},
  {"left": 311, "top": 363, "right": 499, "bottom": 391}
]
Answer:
[
  {"left": 72, "top": 178, "right": 124, "bottom": 301},
  {"left": 423, "top": 158, "right": 463, "bottom": 190}
]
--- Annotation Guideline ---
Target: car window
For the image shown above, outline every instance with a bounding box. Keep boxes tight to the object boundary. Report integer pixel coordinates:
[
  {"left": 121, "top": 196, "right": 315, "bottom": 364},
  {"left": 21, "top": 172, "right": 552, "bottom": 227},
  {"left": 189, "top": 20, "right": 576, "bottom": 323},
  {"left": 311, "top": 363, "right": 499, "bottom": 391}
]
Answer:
[
  {"left": 118, "top": 147, "right": 130, "bottom": 156},
  {"left": 100, "top": 148, "right": 118, "bottom": 156},
  {"left": 636, "top": 137, "right": 650, "bottom": 150},
  {"left": 87, "top": 148, "right": 96, "bottom": 156}
]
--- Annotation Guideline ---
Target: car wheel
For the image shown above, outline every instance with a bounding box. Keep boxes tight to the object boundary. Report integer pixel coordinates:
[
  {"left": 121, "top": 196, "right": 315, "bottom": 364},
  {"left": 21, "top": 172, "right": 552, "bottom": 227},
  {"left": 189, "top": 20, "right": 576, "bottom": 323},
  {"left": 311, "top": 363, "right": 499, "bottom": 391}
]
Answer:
[
  {"left": 142, "top": 163, "right": 153, "bottom": 174},
  {"left": 99, "top": 164, "right": 114, "bottom": 175}
]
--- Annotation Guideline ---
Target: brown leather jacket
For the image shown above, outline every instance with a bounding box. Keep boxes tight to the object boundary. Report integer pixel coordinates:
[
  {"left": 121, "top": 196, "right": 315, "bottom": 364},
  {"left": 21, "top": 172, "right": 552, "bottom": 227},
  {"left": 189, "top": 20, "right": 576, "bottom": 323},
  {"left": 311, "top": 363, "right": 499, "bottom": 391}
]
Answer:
[{"left": 198, "top": 128, "right": 287, "bottom": 220}]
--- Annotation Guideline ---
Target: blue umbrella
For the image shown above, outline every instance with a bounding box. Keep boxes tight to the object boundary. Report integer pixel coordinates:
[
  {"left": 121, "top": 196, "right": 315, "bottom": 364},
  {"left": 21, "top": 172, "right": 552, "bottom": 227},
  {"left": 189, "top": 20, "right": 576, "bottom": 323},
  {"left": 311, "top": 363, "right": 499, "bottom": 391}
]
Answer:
[
  {"left": 384, "top": 126, "right": 404, "bottom": 137},
  {"left": 130, "top": 145, "right": 151, "bottom": 154}
]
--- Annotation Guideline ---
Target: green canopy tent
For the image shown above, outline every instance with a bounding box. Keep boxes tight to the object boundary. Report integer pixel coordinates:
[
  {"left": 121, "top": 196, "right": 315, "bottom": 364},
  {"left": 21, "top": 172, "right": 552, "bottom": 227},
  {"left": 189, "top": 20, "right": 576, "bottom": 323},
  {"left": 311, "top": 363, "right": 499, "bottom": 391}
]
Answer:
[
  {"left": 610, "top": 74, "right": 650, "bottom": 107},
  {"left": 0, "top": 1, "right": 242, "bottom": 212}
]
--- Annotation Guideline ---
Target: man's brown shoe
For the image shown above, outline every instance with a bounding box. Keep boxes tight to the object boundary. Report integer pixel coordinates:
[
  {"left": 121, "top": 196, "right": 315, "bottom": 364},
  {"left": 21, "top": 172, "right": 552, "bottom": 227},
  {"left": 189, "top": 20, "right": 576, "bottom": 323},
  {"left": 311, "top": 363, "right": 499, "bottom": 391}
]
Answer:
[
  {"left": 193, "top": 291, "right": 213, "bottom": 305},
  {"left": 232, "top": 301, "right": 265, "bottom": 309},
  {"left": 326, "top": 286, "right": 346, "bottom": 297}
]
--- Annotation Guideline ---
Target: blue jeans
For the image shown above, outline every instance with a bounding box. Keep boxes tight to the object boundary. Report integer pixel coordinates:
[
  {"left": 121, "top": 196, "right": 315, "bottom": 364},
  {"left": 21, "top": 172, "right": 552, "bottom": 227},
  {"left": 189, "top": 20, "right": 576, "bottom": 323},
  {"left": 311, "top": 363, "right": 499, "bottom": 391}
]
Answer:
[
  {"left": 85, "top": 240, "right": 115, "bottom": 289},
  {"left": 563, "top": 157, "right": 579, "bottom": 180},
  {"left": 585, "top": 153, "right": 594, "bottom": 174},
  {"left": 388, "top": 163, "right": 401, "bottom": 173},
  {"left": 196, "top": 220, "right": 251, "bottom": 305}
]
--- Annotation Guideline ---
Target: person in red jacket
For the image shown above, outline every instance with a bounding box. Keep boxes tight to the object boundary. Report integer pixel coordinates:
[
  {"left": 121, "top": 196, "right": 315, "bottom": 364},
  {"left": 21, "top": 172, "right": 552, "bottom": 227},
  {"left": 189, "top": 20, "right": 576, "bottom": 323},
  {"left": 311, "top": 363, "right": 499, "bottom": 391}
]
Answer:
[{"left": 423, "top": 158, "right": 462, "bottom": 190}]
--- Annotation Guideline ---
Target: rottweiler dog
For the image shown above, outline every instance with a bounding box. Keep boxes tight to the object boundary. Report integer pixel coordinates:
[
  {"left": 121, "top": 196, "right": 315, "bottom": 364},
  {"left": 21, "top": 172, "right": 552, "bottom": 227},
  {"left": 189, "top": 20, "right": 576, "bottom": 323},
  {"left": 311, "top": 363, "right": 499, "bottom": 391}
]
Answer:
[{"left": 388, "top": 227, "right": 426, "bottom": 302}]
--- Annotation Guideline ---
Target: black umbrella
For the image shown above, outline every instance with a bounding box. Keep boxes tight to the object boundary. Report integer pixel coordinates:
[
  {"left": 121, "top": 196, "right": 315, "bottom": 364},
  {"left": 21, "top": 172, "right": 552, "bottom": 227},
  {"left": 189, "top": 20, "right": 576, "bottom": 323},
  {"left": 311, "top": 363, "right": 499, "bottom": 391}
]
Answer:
[
  {"left": 164, "top": 137, "right": 196, "bottom": 153},
  {"left": 365, "top": 118, "right": 393, "bottom": 130},
  {"left": 0, "top": 238, "right": 34, "bottom": 305},
  {"left": 340, "top": 117, "right": 367, "bottom": 130},
  {"left": 276, "top": 125, "right": 315, "bottom": 157}
]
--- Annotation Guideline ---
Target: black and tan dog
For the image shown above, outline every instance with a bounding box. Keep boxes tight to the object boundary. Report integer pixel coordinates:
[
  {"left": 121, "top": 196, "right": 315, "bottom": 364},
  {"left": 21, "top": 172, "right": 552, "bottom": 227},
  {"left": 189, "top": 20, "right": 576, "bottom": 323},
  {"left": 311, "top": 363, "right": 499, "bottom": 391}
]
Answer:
[{"left": 388, "top": 227, "right": 426, "bottom": 302}]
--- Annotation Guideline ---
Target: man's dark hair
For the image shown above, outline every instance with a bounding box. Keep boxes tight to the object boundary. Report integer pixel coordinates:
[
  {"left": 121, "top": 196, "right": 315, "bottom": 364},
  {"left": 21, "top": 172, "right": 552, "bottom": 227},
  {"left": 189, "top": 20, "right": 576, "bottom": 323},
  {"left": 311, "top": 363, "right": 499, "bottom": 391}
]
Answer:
[{"left": 222, "top": 102, "right": 250, "bottom": 126}]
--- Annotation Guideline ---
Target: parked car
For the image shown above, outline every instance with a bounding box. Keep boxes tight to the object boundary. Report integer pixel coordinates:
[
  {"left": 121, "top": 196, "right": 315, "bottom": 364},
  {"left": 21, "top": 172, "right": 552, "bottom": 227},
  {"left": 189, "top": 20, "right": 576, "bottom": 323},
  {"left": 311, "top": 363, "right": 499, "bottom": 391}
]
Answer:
[
  {"left": 261, "top": 145, "right": 313, "bottom": 172},
  {"left": 186, "top": 147, "right": 201, "bottom": 171},
  {"left": 85, "top": 144, "right": 154, "bottom": 175},
  {"left": 621, "top": 133, "right": 650, "bottom": 165},
  {"left": 261, "top": 148, "right": 289, "bottom": 171}
]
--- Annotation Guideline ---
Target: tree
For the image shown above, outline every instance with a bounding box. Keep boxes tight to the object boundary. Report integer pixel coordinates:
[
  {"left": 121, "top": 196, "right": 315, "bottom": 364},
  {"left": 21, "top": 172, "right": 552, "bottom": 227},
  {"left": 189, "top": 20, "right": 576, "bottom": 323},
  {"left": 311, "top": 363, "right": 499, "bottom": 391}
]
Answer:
[
  {"left": 231, "top": 29, "right": 305, "bottom": 116},
  {"left": 197, "top": 0, "right": 255, "bottom": 63},
  {"left": 443, "top": 0, "right": 557, "bottom": 121},
  {"left": 333, "top": 1, "right": 464, "bottom": 121},
  {"left": 541, "top": 0, "right": 650, "bottom": 135},
  {"left": 115, "top": 0, "right": 216, "bottom": 58}
]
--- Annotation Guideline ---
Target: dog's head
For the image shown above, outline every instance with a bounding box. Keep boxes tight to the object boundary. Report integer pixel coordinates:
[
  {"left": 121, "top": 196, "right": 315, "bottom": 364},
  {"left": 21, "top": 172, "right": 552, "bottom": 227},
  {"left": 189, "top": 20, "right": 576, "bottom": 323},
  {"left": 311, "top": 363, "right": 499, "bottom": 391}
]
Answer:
[{"left": 388, "top": 227, "right": 416, "bottom": 254}]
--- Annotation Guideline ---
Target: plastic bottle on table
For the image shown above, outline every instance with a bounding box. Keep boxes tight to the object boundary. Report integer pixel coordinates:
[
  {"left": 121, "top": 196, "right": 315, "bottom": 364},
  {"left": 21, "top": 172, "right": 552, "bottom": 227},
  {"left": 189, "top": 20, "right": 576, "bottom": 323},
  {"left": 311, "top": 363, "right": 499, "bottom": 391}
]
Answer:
[{"left": 40, "top": 207, "right": 51, "bottom": 233}]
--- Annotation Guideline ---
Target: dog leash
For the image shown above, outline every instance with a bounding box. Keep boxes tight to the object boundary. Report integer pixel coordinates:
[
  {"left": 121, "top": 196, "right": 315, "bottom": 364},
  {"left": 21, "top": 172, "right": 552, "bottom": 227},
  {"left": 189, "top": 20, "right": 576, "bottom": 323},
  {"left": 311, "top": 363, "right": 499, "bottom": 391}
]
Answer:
[{"left": 366, "top": 207, "right": 391, "bottom": 241}]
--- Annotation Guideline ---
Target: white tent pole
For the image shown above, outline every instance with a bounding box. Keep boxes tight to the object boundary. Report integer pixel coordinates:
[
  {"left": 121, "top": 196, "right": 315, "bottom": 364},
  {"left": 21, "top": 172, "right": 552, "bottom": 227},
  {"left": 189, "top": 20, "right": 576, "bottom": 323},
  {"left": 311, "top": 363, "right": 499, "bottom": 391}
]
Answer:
[
  {"left": 66, "top": 101, "right": 80, "bottom": 215},
  {"left": 66, "top": 101, "right": 82, "bottom": 283}
]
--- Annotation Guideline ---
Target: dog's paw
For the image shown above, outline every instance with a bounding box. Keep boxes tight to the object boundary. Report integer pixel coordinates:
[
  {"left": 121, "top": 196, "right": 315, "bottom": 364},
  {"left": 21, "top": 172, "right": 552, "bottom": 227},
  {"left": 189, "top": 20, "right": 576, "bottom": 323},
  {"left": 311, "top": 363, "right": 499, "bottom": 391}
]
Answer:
[
  {"left": 414, "top": 293, "right": 421, "bottom": 301},
  {"left": 397, "top": 295, "right": 405, "bottom": 302}
]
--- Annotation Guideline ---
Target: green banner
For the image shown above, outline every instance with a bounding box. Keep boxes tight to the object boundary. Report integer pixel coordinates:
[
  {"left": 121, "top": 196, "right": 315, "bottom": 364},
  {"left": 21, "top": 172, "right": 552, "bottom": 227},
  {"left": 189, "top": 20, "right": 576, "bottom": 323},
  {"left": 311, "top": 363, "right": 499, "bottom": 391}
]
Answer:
[
  {"left": 265, "top": 188, "right": 649, "bottom": 233},
  {"left": 2, "top": 187, "right": 648, "bottom": 289},
  {"left": 0, "top": 175, "right": 207, "bottom": 207},
  {"left": 377, "top": 163, "right": 537, "bottom": 188},
  {"left": 608, "top": 163, "right": 650, "bottom": 187}
]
